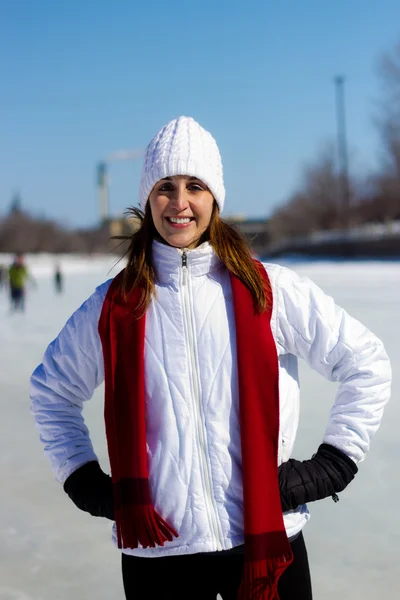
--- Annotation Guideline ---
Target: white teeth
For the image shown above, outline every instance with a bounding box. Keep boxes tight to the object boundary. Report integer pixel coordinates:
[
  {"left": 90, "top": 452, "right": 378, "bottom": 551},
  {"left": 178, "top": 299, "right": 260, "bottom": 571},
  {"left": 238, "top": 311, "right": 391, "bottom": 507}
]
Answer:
[{"left": 169, "top": 217, "right": 192, "bottom": 224}]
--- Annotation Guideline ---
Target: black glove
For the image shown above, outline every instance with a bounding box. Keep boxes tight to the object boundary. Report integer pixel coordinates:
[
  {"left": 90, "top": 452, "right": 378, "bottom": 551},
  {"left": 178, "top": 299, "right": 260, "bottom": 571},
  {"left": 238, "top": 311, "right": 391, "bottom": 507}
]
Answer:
[
  {"left": 63, "top": 461, "right": 114, "bottom": 520},
  {"left": 278, "top": 443, "right": 358, "bottom": 512}
]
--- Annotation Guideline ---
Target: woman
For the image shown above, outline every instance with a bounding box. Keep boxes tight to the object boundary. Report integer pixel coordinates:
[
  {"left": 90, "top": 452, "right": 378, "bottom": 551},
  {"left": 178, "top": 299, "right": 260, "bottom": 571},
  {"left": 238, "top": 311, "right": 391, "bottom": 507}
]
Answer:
[{"left": 30, "top": 116, "right": 391, "bottom": 600}]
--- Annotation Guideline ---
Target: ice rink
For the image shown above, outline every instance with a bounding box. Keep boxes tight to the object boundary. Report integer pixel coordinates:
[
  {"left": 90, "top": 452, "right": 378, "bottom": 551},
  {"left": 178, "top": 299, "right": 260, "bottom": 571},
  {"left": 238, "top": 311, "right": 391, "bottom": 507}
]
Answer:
[{"left": 0, "top": 254, "right": 398, "bottom": 600}]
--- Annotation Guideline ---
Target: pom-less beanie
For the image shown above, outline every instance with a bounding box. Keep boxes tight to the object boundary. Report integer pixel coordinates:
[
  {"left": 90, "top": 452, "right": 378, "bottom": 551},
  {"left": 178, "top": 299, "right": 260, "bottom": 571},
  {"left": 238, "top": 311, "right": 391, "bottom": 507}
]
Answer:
[{"left": 139, "top": 116, "right": 225, "bottom": 212}]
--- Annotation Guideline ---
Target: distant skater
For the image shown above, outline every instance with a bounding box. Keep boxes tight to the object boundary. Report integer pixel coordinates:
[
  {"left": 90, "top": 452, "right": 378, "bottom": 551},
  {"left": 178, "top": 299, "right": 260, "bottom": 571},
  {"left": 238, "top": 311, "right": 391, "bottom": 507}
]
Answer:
[
  {"left": 54, "top": 265, "right": 63, "bottom": 293},
  {"left": 8, "top": 253, "right": 29, "bottom": 312}
]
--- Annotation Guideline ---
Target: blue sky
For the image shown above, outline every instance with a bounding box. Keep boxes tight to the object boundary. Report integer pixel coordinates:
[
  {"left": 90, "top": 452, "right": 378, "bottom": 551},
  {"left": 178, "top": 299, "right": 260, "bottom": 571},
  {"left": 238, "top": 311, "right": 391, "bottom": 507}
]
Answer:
[{"left": 1, "top": 0, "right": 400, "bottom": 227}]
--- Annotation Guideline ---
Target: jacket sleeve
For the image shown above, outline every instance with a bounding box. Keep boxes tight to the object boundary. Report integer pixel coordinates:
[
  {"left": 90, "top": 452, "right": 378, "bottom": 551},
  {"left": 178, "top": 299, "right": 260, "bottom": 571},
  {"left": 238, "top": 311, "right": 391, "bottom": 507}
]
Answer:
[
  {"left": 275, "top": 265, "right": 391, "bottom": 464},
  {"left": 30, "top": 280, "right": 112, "bottom": 484}
]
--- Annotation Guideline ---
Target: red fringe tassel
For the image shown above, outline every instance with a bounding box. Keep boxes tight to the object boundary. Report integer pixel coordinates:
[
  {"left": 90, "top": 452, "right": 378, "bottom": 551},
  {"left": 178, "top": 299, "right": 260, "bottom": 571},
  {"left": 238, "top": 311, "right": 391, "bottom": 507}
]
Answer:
[
  {"left": 238, "top": 557, "right": 290, "bottom": 600},
  {"left": 115, "top": 504, "right": 178, "bottom": 549}
]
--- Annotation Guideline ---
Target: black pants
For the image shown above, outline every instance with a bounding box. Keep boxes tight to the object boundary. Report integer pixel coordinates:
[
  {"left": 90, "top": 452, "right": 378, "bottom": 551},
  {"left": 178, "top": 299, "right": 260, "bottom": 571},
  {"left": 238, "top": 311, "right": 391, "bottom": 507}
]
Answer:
[
  {"left": 10, "top": 287, "right": 25, "bottom": 311},
  {"left": 122, "top": 532, "right": 312, "bottom": 599}
]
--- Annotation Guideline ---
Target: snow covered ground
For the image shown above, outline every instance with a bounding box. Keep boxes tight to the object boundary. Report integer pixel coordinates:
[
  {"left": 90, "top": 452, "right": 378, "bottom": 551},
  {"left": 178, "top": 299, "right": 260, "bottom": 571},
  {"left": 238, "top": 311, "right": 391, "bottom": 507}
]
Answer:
[{"left": 0, "top": 254, "right": 398, "bottom": 600}]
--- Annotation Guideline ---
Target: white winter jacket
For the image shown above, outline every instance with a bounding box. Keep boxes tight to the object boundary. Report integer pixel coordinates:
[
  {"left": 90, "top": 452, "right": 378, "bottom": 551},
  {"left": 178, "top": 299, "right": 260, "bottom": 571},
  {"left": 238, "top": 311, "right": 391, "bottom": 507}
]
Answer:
[{"left": 30, "top": 241, "right": 391, "bottom": 557}]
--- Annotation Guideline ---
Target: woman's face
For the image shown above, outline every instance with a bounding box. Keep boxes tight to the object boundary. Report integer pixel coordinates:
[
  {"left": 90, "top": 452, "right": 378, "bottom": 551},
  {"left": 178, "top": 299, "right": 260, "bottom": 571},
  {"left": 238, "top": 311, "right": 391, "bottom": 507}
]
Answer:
[{"left": 149, "top": 175, "right": 214, "bottom": 249}]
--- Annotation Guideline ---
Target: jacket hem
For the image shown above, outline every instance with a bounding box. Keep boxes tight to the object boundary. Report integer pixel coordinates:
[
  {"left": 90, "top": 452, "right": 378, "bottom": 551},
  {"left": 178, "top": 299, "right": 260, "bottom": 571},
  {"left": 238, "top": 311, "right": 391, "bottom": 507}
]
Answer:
[{"left": 115, "top": 511, "right": 310, "bottom": 558}]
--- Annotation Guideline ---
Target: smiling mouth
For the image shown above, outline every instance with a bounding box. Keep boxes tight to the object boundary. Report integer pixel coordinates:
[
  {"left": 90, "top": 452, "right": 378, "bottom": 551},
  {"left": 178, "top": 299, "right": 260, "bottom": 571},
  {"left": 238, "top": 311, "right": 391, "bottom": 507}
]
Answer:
[{"left": 166, "top": 217, "right": 195, "bottom": 225}]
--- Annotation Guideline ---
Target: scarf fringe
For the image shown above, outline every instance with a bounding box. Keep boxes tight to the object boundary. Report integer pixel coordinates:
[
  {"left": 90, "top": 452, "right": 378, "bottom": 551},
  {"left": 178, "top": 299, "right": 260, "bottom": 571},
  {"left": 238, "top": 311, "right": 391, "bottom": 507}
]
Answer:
[
  {"left": 237, "top": 556, "right": 290, "bottom": 600},
  {"left": 115, "top": 504, "right": 179, "bottom": 549}
]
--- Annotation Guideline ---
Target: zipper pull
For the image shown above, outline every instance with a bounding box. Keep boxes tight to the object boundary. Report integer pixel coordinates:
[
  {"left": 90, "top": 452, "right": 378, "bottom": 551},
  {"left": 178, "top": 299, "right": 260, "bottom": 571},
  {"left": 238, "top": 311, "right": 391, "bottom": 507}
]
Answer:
[{"left": 182, "top": 251, "right": 188, "bottom": 285}]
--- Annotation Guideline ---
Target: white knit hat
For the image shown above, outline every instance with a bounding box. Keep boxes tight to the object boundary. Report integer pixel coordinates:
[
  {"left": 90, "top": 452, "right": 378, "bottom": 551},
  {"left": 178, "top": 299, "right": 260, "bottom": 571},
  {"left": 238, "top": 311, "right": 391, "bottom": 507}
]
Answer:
[{"left": 139, "top": 116, "right": 225, "bottom": 212}]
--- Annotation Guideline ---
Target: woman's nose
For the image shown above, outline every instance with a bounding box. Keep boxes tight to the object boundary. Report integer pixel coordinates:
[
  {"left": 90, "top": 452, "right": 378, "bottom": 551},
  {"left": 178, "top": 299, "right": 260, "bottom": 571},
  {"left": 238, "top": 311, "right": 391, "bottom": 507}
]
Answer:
[{"left": 171, "top": 188, "right": 189, "bottom": 211}]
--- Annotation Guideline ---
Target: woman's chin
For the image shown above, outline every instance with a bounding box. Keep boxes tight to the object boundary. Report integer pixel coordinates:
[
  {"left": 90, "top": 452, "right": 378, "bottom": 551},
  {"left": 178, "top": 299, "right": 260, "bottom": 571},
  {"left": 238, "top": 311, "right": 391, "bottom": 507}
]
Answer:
[{"left": 161, "top": 233, "right": 200, "bottom": 249}]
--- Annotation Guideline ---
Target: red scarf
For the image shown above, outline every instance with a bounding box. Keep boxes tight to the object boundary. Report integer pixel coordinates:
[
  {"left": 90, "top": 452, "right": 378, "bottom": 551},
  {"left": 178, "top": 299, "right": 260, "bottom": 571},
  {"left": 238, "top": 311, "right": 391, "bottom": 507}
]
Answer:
[{"left": 98, "top": 262, "right": 293, "bottom": 599}]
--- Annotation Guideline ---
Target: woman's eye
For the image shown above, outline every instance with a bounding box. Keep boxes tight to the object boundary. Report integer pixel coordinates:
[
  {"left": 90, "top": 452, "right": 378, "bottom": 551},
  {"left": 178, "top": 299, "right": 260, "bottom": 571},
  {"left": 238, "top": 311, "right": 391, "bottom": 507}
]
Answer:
[
  {"left": 158, "top": 183, "right": 173, "bottom": 192},
  {"left": 188, "top": 183, "right": 203, "bottom": 191}
]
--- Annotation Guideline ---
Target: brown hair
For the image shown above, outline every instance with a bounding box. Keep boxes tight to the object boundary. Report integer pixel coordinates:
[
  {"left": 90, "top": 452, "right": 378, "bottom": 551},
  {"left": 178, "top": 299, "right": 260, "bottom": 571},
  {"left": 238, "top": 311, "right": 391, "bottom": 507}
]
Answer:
[{"left": 118, "top": 202, "right": 271, "bottom": 315}]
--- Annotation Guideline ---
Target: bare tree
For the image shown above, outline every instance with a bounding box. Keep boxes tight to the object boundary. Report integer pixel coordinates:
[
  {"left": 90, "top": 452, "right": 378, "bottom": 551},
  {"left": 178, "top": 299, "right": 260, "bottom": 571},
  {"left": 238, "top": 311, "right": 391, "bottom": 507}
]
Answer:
[
  {"left": 372, "top": 42, "right": 400, "bottom": 219},
  {"left": 0, "top": 208, "right": 123, "bottom": 254},
  {"left": 267, "top": 143, "right": 349, "bottom": 243}
]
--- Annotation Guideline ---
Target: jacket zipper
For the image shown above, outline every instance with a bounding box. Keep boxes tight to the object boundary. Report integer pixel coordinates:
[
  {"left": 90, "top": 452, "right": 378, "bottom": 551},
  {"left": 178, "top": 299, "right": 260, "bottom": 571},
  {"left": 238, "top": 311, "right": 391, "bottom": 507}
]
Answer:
[{"left": 181, "top": 250, "right": 223, "bottom": 551}]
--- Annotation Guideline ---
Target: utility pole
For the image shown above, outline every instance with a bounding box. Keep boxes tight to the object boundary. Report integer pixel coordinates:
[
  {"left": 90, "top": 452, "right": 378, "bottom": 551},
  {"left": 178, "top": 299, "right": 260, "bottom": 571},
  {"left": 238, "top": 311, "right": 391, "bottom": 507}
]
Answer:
[
  {"left": 97, "top": 161, "right": 109, "bottom": 224},
  {"left": 334, "top": 75, "right": 350, "bottom": 228}
]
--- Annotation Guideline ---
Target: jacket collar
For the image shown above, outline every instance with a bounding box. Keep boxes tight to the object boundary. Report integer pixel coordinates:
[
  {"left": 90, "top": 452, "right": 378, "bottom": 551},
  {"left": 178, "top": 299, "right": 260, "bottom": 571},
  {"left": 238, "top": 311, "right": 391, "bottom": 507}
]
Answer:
[{"left": 152, "top": 239, "right": 223, "bottom": 284}]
